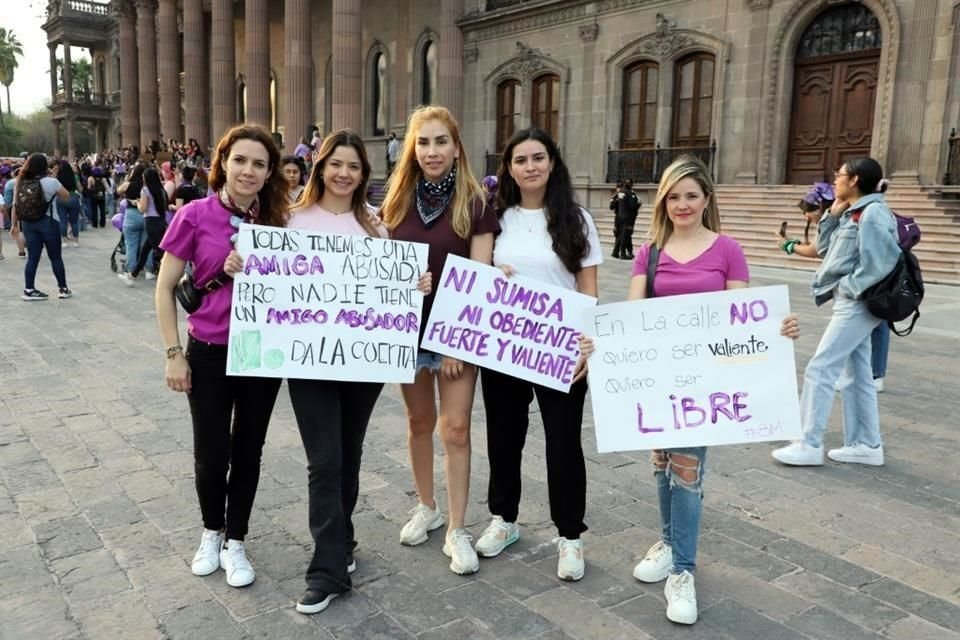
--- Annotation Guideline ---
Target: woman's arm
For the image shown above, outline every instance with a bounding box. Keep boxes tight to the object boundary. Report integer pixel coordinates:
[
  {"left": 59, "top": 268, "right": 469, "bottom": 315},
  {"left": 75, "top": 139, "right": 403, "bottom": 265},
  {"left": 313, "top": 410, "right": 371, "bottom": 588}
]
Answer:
[
  {"left": 116, "top": 181, "right": 129, "bottom": 196},
  {"left": 575, "top": 266, "right": 598, "bottom": 297},
  {"left": 155, "top": 254, "right": 191, "bottom": 392},
  {"left": 469, "top": 232, "right": 494, "bottom": 265},
  {"left": 138, "top": 192, "right": 148, "bottom": 212}
]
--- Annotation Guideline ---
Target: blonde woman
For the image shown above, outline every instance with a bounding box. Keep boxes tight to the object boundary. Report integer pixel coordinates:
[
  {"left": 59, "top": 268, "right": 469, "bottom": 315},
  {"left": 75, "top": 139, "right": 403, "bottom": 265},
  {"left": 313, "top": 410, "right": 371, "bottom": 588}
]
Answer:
[{"left": 380, "top": 106, "right": 499, "bottom": 575}]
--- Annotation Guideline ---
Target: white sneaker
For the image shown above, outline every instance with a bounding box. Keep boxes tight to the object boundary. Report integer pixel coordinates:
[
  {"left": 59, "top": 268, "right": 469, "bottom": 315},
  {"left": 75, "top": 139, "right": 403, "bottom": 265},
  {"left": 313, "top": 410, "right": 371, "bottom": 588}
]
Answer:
[
  {"left": 556, "top": 538, "right": 585, "bottom": 582},
  {"left": 664, "top": 571, "right": 698, "bottom": 625},
  {"left": 442, "top": 528, "right": 479, "bottom": 575},
  {"left": 475, "top": 516, "right": 520, "bottom": 558},
  {"left": 219, "top": 540, "right": 255, "bottom": 587},
  {"left": 145, "top": 272, "right": 156, "bottom": 280},
  {"left": 772, "top": 441, "right": 824, "bottom": 466},
  {"left": 118, "top": 272, "right": 135, "bottom": 287},
  {"left": 399, "top": 502, "right": 445, "bottom": 546},
  {"left": 874, "top": 377, "right": 884, "bottom": 393},
  {"left": 190, "top": 529, "right": 224, "bottom": 576},
  {"left": 828, "top": 443, "right": 884, "bottom": 466},
  {"left": 633, "top": 541, "right": 673, "bottom": 583}
]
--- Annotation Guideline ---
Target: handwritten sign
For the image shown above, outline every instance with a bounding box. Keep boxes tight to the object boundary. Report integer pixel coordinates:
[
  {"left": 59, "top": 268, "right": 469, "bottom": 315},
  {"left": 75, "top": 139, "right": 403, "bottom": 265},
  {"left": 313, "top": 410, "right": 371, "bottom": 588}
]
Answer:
[
  {"left": 421, "top": 254, "right": 597, "bottom": 392},
  {"left": 226, "top": 223, "right": 428, "bottom": 383},
  {"left": 585, "top": 285, "right": 802, "bottom": 452}
]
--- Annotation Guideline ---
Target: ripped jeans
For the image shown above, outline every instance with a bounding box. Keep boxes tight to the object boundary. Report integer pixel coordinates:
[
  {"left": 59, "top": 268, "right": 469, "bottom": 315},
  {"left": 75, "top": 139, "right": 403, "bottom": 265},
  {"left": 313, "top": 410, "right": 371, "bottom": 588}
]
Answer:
[{"left": 653, "top": 446, "right": 706, "bottom": 574}]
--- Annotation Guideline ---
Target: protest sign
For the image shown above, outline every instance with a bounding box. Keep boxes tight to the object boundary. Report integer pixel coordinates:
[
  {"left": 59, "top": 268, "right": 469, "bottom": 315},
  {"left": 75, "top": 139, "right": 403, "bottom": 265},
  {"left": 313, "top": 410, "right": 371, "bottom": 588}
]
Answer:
[
  {"left": 226, "top": 223, "right": 428, "bottom": 383},
  {"left": 421, "top": 254, "right": 597, "bottom": 392},
  {"left": 585, "top": 285, "right": 802, "bottom": 452}
]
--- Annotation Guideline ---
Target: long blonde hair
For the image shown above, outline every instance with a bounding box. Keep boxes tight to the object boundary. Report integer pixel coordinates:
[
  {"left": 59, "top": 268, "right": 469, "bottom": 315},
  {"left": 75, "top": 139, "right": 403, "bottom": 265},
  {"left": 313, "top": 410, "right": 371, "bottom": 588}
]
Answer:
[
  {"left": 380, "top": 106, "right": 484, "bottom": 239},
  {"left": 649, "top": 156, "right": 721, "bottom": 248}
]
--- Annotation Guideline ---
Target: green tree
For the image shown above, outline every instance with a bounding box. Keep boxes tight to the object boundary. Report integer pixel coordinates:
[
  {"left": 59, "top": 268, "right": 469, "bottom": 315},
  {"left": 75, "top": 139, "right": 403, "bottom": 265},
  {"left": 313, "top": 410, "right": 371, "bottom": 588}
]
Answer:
[
  {"left": 55, "top": 56, "right": 94, "bottom": 102},
  {"left": 0, "top": 28, "right": 24, "bottom": 124}
]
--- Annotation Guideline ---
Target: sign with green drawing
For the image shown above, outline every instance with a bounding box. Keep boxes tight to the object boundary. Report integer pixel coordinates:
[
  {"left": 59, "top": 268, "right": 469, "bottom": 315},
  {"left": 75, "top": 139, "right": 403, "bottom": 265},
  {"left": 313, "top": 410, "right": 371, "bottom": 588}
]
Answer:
[{"left": 226, "top": 223, "right": 429, "bottom": 383}]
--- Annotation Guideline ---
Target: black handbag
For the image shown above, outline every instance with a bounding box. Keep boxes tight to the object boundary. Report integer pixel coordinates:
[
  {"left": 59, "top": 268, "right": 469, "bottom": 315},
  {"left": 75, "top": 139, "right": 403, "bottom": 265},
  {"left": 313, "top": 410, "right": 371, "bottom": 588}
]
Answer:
[
  {"left": 645, "top": 243, "right": 660, "bottom": 298},
  {"left": 175, "top": 270, "right": 231, "bottom": 313}
]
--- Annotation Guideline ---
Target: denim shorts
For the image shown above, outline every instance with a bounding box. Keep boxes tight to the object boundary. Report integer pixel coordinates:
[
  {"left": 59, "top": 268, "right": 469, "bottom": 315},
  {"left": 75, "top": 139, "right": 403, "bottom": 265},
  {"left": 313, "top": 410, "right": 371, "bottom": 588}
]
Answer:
[{"left": 416, "top": 351, "right": 444, "bottom": 372}]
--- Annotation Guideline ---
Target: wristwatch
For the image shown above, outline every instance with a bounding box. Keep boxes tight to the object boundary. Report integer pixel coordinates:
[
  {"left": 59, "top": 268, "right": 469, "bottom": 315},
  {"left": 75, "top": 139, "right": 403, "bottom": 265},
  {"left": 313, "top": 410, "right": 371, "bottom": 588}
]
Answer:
[{"left": 165, "top": 345, "right": 184, "bottom": 359}]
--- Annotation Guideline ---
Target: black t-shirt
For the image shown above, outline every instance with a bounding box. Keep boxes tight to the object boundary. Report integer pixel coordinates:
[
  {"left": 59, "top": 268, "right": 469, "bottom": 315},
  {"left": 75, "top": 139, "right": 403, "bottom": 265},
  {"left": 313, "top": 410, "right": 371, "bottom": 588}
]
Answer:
[{"left": 173, "top": 182, "right": 202, "bottom": 206}]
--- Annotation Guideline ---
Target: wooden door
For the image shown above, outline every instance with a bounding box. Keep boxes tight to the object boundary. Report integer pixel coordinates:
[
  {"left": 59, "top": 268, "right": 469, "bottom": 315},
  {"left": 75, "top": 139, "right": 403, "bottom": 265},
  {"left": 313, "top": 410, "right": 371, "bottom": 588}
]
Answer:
[{"left": 786, "top": 51, "right": 879, "bottom": 184}]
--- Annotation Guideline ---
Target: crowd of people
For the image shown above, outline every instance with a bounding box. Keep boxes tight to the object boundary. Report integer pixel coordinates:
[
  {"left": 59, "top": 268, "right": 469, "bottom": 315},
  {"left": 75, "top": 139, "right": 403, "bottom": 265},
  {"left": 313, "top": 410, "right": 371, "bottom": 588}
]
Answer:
[{"left": 1, "top": 105, "right": 903, "bottom": 628}]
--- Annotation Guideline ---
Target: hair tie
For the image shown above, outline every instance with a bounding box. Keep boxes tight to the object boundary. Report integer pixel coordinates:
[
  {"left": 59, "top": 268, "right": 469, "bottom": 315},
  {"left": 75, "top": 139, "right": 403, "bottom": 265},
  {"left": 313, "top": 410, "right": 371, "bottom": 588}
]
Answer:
[{"left": 876, "top": 178, "right": 889, "bottom": 193}]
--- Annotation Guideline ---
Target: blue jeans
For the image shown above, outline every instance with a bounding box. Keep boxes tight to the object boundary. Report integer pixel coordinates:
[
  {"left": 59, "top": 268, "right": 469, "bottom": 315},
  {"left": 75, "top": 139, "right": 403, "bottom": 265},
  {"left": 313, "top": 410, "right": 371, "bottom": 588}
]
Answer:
[
  {"left": 870, "top": 323, "right": 889, "bottom": 379},
  {"left": 21, "top": 215, "right": 67, "bottom": 290},
  {"left": 654, "top": 447, "right": 706, "bottom": 574},
  {"left": 58, "top": 194, "right": 82, "bottom": 239},
  {"left": 415, "top": 351, "right": 443, "bottom": 372},
  {"left": 801, "top": 297, "right": 883, "bottom": 448},
  {"left": 122, "top": 206, "right": 153, "bottom": 272}
]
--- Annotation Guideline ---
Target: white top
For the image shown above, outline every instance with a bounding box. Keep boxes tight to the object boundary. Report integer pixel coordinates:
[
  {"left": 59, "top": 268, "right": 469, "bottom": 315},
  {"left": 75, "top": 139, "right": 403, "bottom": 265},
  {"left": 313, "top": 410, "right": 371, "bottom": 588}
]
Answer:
[
  {"left": 287, "top": 202, "right": 388, "bottom": 238},
  {"left": 493, "top": 205, "right": 603, "bottom": 291}
]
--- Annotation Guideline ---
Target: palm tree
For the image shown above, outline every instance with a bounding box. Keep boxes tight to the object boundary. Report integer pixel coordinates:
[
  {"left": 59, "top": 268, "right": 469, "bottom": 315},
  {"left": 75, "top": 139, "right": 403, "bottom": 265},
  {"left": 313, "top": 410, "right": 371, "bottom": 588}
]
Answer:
[
  {"left": 55, "top": 57, "right": 94, "bottom": 103},
  {"left": 0, "top": 28, "right": 24, "bottom": 122}
]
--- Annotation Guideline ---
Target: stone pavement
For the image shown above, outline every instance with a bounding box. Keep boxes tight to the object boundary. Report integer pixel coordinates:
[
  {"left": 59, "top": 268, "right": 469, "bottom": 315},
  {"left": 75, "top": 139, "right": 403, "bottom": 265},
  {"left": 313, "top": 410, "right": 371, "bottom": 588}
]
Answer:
[{"left": 1, "top": 226, "right": 958, "bottom": 640}]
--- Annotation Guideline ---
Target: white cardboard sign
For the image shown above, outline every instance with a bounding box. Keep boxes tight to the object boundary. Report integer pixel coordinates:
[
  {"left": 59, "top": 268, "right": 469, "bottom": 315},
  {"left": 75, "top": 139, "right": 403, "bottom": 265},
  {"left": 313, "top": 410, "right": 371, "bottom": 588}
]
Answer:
[
  {"left": 585, "top": 285, "right": 802, "bottom": 452},
  {"left": 420, "top": 254, "right": 597, "bottom": 392},
  {"left": 226, "top": 223, "right": 428, "bottom": 383}
]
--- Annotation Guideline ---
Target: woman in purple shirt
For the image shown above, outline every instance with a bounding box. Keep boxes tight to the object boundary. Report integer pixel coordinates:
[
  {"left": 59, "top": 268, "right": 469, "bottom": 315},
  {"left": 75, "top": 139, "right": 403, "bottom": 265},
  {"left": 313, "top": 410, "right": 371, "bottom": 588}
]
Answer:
[{"left": 155, "top": 124, "right": 288, "bottom": 589}]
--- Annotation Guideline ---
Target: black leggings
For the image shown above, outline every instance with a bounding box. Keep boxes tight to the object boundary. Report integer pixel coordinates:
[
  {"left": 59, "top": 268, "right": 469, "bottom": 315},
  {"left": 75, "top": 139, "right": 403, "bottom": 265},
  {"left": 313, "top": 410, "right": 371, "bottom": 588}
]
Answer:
[{"left": 130, "top": 216, "right": 166, "bottom": 277}]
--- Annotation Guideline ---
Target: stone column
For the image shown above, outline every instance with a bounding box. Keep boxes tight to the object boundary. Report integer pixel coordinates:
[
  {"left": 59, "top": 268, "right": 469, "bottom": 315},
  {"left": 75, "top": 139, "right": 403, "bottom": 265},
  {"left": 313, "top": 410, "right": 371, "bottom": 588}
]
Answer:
[
  {"left": 157, "top": 0, "right": 181, "bottom": 142},
  {"left": 393, "top": 0, "right": 409, "bottom": 131},
  {"left": 211, "top": 0, "right": 236, "bottom": 138},
  {"left": 331, "top": 0, "right": 361, "bottom": 131},
  {"left": 284, "top": 0, "right": 311, "bottom": 147},
  {"left": 112, "top": 0, "right": 140, "bottom": 147},
  {"left": 736, "top": 3, "right": 770, "bottom": 183},
  {"left": 66, "top": 117, "right": 77, "bottom": 159},
  {"left": 889, "top": 0, "right": 938, "bottom": 183},
  {"left": 63, "top": 42, "right": 73, "bottom": 102},
  {"left": 48, "top": 43, "right": 58, "bottom": 103},
  {"left": 438, "top": 0, "right": 464, "bottom": 120},
  {"left": 245, "top": 0, "right": 271, "bottom": 127},
  {"left": 135, "top": 0, "right": 159, "bottom": 147},
  {"left": 183, "top": 0, "right": 208, "bottom": 149},
  {"left": 53, "top": 120, "right": 62, "bottom": 158}
]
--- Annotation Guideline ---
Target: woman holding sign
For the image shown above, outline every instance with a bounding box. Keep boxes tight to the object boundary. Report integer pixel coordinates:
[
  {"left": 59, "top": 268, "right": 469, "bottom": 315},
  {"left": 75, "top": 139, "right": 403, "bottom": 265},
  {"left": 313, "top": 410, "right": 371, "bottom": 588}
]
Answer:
[
  {"left": 475, "top": 128, "right": 600, "bottom": 581},
  {"left": 224, "top": 130, "right": 431, "bottom": 615},
  {"left": 582, "top": 157, "right": 799, "bottom": 625},
  {"left": 381, "top": 106, "right": 499, "bottom": 575},
  {"left": 155, "top": 124, "right": 288, "bottom": 589}
]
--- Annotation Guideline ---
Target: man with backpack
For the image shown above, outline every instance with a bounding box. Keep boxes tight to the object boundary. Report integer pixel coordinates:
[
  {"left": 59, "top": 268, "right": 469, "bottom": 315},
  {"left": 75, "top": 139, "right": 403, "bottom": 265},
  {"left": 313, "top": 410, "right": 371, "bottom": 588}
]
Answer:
[{"left": 612, "top": 179, "right": 641, "bottom": 259}]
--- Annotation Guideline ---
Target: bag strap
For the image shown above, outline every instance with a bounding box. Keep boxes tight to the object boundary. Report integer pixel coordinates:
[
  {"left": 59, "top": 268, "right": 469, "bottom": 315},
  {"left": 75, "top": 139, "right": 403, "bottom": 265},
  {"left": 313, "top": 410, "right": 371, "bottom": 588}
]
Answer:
[
  {"left": 201, "top": 270, "right": 232, "bottom": 293},
  {"left": 645, "top": 244, "right": 660, "bottom": 299},
  {"left": 889, "top": 311, "right": 919, "bottom": 337}
]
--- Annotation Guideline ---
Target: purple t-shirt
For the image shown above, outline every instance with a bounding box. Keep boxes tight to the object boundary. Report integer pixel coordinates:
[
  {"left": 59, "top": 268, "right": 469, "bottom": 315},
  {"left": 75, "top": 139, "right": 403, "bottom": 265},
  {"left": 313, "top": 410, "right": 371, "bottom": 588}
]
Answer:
[
  {"left": 160, "top": 195, "right": 237, "bottom": 344},
  {"left": 631, "top": 235, "right": 749, "bottom": 297}
]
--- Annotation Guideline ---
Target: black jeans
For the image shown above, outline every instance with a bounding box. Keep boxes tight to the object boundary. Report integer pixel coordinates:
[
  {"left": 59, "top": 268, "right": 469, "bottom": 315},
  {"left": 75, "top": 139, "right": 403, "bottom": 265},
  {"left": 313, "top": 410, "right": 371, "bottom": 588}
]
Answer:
[
  {"left": 288, "top": 378, "right": 383, "bottom": 593},
  {"left": 186, "top": 337, "right": 282, "bottom": 541},
  {"left": 480, "top": 368, "right": 589, "bottom": 539},
  {"left": 91, "top": 196, "right": 106, "bottom": 227},
  {"left": 613, "top": 213, "right": 637, "bottom": 258},
  {"left": 21, "top": 216, "right": 67, "bottom": 290},
  {"left": 130, "top": 216, "right": 166, "bottom": 277}
]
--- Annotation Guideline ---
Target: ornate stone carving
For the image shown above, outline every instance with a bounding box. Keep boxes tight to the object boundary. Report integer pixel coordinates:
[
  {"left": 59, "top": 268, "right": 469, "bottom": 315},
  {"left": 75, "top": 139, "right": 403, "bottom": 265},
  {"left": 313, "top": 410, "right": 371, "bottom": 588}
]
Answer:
[
  {"left": 634, "top": 14, "right": 693, "bottom": 59},
  {"left": 109, "top": 0, "right": 134, "bottom": 19},
  {"left": 578, "top": 22, "right": 599, "bottom": 42},
  {"left": 499, "top": 41, "right": 546, "bottom": 79},
  {"left": 464, "top": 42, "right": 479, "bottom": 64},
  {"left": 47, "top": 0, "right": 61, "bottom": 18}
]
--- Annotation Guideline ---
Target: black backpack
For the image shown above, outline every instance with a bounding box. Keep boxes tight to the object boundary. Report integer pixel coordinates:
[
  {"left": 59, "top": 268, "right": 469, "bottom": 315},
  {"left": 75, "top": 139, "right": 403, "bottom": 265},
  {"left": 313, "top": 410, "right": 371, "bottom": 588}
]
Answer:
[
  {"left": 861, "top": 249, "right": 924, "bottom": 336},
  {"left": 15, "top": 179, "right": 54, "bottom": 222}
]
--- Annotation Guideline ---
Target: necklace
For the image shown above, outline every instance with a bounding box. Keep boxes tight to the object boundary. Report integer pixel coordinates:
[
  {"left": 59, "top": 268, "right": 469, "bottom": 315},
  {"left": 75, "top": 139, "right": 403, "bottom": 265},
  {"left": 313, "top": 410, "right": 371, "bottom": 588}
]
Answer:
[{"left": 515, "top": 207, "right": 542, "bottom": 233}]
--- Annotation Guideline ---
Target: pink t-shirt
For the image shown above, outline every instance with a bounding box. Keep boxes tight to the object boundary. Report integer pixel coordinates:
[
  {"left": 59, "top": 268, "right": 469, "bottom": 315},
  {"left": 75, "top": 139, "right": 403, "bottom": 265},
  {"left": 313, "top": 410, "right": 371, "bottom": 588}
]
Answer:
[
  {"left": 631, "top": 234, "right": 749, "bottom": 297},
  {"left": 287, "top": 203, "right": 388, "bottom": 238},
  {"left": 160, "top": 195, "right": 239, "bottom": 345}
]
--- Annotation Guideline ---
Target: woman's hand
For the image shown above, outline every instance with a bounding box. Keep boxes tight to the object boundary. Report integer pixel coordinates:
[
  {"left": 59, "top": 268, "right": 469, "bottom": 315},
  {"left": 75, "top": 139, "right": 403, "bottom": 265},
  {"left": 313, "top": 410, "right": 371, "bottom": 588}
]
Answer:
[
  {"left": 577, "top": 335, "right": 595, "bottom": 359},
  {"left": 572, "top": 354, "right": 589, "bottom": 383},
  {"left": 780, "top": 314, "right": 800, "bottom": 340},
  {"left": 441, "top": 356, "right": 464, "bottom": 380},
  {"left": 9, "top": 225, "right": 18, "bottom": 240},
  {"left": 165, "top": 353, "right": 191, "bottom": 393},
  {"left": 498, "top": 264, "right": 515, "bottom": 278},
  {"left": 416, "top": 271, "right": 432, "bottom": 295},
  {"left": 224, "top": 250, "right": 244, "bottom": 276}
]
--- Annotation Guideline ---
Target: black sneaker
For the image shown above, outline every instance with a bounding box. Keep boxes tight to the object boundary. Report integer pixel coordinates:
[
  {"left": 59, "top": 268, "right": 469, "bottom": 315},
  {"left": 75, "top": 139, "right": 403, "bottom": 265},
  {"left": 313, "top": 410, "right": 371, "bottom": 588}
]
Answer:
[
  {"left": 58, "top": 288, "right": 72, "bottom": 299},
  {"left": 22, "top": 289, "right": 49, "bottom": 301},
  {"left": 296, "top": 589, "right": 340, "bottom": 615},
  {"left": 347, "top": 552, "right": 356, "bottom": 575}
]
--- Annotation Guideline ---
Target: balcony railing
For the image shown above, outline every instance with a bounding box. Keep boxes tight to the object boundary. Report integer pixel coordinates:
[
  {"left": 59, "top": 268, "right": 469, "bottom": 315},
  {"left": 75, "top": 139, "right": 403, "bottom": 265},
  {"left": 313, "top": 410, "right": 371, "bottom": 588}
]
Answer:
[
  {"left": 54, "top": 92, "right": 109, "bottom": 106},
  {"left": 486, "top": 0, "right": 530, "bottom": 10},
  {"left": 48, "top": 0, "right": 111, "bottom": 18},
  {"left": 606, "top": 141, "right": 717, "bottom": 184},
  {"left": 944, "top": 128, "right": 960, "bottom": 186}
]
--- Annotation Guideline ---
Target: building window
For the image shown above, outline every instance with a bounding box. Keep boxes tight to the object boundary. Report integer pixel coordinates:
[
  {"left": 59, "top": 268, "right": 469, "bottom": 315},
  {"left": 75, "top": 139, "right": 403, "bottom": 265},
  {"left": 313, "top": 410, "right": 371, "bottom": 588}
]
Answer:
[
  {"left": 797, "top": 4, "right": 881, "bottom": 59},
  {"left": 672, "top": 53, "right": 714, "bottom": 148},
  {"left": 622, "top": 61, "right": 658, "bottom": 148},
  {"left": 496, "top": 79, "right": 520, "bottom": 152},
  {"left": 421, "top": 40, "right": 438, "bottom": 105},
  {"left": 531, "top": 73, "right": 559, "bottom": 141},
  {"left": 372, "top": 52, "right": 387, "bottom": 136},
  {"left": 237, "top": 76, "right": 247, "bottom": 123}
]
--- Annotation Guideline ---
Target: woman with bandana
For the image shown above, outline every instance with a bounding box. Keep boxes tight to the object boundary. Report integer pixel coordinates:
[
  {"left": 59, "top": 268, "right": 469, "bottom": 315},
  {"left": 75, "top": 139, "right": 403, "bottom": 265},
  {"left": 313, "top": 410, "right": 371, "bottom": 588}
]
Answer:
[
  {"left": 154, "top": 124, "right": 289, "bottom": 589},
  {"left": 380, "top": 106, "right": 499, "bottom": 575}
]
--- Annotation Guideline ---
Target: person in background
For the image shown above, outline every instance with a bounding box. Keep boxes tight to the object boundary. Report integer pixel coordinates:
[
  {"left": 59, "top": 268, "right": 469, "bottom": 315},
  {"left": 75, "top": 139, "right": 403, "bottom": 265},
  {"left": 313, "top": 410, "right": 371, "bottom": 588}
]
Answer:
[
  {"left": 119, "top": 167, "right": 167, "bottom": 285},
  {"left": 87, "top": 167, "right": 109, "bottom": 229},
  {"left": 56, "top": 161, "right": 83, "bottom": 248},
  {"left": 281, "top": 156, "right": 306, "bottom": 204},
  {"left": 386, "top": 132, "right": 400, "bottom": 176},
  {"left": 612, "top": 179, "right": 641, "bottom": 259},
  {"left": 4, "top": 166, "right": 26, "bottom": 257},
  {"left": 475, "top": 127, "right": 599, "bottom": 581},
  {"left": 380, "top": 105, "right": 499, "bottom": 576},
  {"left": 773, "top": 157, "right": 899, "bottom": 468},
  {"left": 609, "top": 180, "right": 623, "bottom": 257},
  {"left": 481, "top": 174, "right": 498, "bottom": 209},
  {"left": 173, "top": 165, "right": 203, "bottom": 213}
]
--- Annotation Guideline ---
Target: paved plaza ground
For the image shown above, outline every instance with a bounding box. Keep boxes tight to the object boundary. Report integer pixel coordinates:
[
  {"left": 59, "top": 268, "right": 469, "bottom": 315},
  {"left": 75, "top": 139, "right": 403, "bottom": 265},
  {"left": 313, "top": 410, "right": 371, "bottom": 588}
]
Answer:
[{"left": 0, "top": 226, "right": 958, "bottom": 640}]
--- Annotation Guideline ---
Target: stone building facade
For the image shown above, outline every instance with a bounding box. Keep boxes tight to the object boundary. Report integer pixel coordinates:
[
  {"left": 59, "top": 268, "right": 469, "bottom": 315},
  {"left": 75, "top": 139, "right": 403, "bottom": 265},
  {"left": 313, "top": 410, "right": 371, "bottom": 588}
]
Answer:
[{"left": 44, "top": 0, "right": 960, "bottom": 188}]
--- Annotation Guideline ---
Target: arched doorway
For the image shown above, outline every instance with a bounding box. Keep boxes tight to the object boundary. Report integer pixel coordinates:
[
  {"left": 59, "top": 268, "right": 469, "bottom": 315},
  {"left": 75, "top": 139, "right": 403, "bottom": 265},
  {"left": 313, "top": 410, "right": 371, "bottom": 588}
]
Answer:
[{"left": 786, "top": 4, "right": 881, "bottom": 184}]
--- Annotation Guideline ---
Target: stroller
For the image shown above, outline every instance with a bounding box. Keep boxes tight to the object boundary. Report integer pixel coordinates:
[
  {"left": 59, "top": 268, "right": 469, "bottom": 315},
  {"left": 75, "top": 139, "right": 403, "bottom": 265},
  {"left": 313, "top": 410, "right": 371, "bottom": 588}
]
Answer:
[{"left": 110, "top": 234, "right": 126, "bottom": 273}]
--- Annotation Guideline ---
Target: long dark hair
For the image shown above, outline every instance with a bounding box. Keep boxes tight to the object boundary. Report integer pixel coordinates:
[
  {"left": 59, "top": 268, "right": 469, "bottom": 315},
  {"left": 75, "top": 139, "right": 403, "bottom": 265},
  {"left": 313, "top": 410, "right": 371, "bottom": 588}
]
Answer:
[
  {"left": 208, "top": 124, "right": 287, "bottom": 228},
  {"left": 297, "top": 129, "right": 379, "bottom": 236},
  {"left": 17, "top": 153, "right": 49, "bottom": 185},
  {"left": 57, "top": 161, "right": 77, "bottom": 193},
  {"left": 143, "top": 168, "right": 167, "bottom": 213},
  {"left": 496, "top": 127, "right": 589, "bottom": 273},
  {"left": 126, "top": 163, "right": 146, "bottom": 200},
  {"left": 843, "top": 157, "right": 887, "bottom": 196}
]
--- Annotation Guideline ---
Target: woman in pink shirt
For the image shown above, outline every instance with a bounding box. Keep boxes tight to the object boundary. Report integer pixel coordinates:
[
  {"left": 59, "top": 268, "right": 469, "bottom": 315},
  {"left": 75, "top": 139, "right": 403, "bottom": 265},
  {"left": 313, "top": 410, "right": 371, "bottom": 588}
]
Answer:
[{"left": 155, "top": 124, "right": 289, "bottom": 590}]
